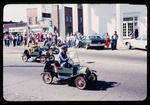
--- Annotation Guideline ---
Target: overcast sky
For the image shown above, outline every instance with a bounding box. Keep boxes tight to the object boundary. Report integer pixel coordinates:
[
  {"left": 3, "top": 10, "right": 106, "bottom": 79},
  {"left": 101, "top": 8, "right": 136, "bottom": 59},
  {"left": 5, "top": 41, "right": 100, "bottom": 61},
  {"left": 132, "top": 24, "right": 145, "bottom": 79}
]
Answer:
[{"left": 3, "top": 4, "right": 72, "bottom": 22}]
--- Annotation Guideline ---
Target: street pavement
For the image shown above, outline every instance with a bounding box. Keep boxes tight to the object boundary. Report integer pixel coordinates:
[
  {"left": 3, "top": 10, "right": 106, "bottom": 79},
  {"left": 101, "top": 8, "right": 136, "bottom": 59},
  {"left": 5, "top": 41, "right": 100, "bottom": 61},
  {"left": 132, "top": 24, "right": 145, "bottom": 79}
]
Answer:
[{"left": 3, "top": 45, "right": 147, "bottom": 101}]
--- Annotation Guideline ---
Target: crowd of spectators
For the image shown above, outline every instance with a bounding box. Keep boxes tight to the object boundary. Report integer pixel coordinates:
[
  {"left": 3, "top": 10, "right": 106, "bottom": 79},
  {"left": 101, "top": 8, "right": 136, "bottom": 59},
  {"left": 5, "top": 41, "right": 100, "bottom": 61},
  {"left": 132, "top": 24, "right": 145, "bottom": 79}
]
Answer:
[{"left": 3, "top": 31, "right": 83, "bottom": 48}]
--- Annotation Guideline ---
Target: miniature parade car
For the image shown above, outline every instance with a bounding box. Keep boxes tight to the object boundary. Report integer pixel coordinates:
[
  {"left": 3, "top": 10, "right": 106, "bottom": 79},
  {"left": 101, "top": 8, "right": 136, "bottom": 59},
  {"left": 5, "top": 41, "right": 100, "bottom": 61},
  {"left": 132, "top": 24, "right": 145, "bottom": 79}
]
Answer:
[
  {"left": 22, "top": 47, "right": 55, "bottom": 64},
  {"left": 41, "top": 51, "right": 97, "bottom": 90},
  {"left": 42, "top": 43, "right": 60, "bottom": 54}
]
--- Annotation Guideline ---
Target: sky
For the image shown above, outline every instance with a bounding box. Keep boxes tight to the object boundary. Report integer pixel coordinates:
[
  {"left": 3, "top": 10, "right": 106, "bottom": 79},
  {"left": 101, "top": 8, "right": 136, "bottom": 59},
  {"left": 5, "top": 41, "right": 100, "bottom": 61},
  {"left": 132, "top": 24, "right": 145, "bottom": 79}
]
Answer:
[{"left": 3, "top": 4, "right": 72, "bottom": 22}]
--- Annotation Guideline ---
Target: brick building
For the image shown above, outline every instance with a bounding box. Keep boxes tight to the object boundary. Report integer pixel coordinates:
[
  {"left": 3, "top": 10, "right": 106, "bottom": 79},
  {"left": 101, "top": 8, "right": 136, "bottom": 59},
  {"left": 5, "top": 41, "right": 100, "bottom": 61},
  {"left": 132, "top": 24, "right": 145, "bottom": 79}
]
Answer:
[
  {"left": 26, "top": 5, "right": 83, "bottom": 36},
  {"left": 3, "top": 21, "right": 27, "bottom": 34}
]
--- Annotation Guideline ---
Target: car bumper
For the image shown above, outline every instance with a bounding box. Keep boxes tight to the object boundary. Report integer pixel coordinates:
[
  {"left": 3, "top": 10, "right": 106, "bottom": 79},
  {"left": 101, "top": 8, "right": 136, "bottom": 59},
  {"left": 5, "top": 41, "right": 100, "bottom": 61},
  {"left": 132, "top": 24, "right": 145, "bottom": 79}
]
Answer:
[{"left": 90, "top": 43, "right": 105, "bottom": 47}]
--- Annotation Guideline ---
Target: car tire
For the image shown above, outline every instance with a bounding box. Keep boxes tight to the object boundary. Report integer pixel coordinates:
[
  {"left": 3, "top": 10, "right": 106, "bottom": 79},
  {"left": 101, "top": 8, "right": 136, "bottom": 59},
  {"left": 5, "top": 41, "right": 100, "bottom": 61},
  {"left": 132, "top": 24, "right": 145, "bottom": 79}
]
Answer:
[
  {"left": 88, "top": 73, "right": 97, "bottom": 84},
  {"left": 49, "top": 55, "right": 55, "bottom": 62},
  {"left": 42, "top": 72, "right": 53, "bottom": 84},
  {"left": 40, "top": 56, "right": 46, "bottom": 64},
  {"left": 85, "top": 44, "right": 90, "bottom": 49},
  {"left": 22, "top": 54, "right": 28, "bottom": 62},
  {"left": 127, "top": 43, "right": 132, "bottom": 49},
  {"left": 75, "top": 76, "right": 86, "bottom": 90}
]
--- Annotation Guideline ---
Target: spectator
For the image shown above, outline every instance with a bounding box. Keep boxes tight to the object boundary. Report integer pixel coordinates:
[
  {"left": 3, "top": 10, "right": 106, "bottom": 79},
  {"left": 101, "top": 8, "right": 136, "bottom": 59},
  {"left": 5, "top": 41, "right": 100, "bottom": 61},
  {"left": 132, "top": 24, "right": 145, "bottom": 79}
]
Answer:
[
  {"left": 129, "top": 31, "right": 134, "bottom": 39},
  {"left": 12, "top": 35, "right": 17, "bottom": 47},
  {"left": 6, "top": 34, "right": 10, "bottom": 47},
  {"left": 112, "top": 31, "right": 118, "bottom": 50},
  {"left": 66, "top": 33, "right": 71, "bottom": 47},
  {"left": 17, "top": 34, "right": 20, "bottom": 46},
  {"left": 9, "top": 35, "right": 12, "bottom": 46},
  {"left": 105, "top": 33, "right": 110, "bottom": 50},
  {"left": 23, "top": 34, "right": 27, "bottom": 47},
  {"left": 4, "top": 34, "right": 7, "bottom": 46},
  {"left": 76, "top": 37, "right": 79, "bottom": 48},
  {"left": 110, "top": 35, "right": 114, "bottom": 50}
]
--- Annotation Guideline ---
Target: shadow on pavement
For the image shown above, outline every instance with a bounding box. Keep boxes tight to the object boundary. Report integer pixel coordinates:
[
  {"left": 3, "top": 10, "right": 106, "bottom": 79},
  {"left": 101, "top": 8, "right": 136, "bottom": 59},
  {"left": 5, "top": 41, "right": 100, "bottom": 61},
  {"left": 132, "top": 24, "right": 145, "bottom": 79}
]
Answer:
[
  {"left": 50, "top": 79, "right": 121, "bottom": 91},
  {"left": 85, "top": 80, "right": 121, "bottom": 91}
]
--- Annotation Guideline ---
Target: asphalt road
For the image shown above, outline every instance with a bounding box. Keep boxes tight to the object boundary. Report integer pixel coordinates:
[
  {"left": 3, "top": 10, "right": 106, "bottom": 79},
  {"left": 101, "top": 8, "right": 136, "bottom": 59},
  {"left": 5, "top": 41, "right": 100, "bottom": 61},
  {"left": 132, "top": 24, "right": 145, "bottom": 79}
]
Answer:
[{"left": 3, "top": 45, "right": 147, "bottom": 101}]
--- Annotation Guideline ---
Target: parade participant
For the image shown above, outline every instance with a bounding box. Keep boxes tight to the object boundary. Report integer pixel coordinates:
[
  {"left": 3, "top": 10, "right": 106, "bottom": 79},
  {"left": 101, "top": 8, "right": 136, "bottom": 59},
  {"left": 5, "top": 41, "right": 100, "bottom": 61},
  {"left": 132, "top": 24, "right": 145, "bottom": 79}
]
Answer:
[
  {"left": 58, "top": 45, "right": 70, "bottom": 68},
  {"left": 30, "top": 40, "right": 38, "bottom": 52}
]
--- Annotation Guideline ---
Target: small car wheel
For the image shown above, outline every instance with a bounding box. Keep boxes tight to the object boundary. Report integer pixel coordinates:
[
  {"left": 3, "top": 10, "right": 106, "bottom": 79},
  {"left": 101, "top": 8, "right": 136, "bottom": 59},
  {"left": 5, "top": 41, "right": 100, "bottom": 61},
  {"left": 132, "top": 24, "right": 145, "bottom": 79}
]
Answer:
[
  {"left": 22, "top": 55, "right": 28, "bottom": 62},
  {"left": 75, "top": 76, "right": 86, "bottom": 90},
  {"left": 85, "top": 44, "right": 90, "bottom": 49},
  {"left": 88, "top": 73, "right": 97, "bottom": 84},
  {"left": 40, "top": 56, "right": 46, "bottom": 64},
  {"left": 49, "top": 55, "right": 55, "bottom": 62},
  {"left": 42, "top": 72, "right": 53, "bottom": 84}
]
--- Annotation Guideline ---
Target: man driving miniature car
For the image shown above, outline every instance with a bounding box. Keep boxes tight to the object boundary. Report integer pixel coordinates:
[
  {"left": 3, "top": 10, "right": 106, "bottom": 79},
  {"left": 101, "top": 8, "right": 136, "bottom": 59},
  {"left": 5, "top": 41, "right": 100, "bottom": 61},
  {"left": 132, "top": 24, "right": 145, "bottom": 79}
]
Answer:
[
  {"left": 58, "top": 45, "right": 71, "bottom": 68},
  {"left": 30, "top": 40, "right": 39, "bottom": 52}
]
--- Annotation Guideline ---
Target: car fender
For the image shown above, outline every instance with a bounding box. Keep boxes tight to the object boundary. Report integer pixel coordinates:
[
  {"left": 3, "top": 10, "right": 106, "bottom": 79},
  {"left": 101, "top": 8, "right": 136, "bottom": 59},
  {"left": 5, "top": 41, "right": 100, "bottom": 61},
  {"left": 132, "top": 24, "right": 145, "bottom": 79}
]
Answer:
[
  {"left": 71, "top": 73, "right": 86, "bottom": 79},
  {"left": 90, "top": 70, "right": 97, "bottom": 73}
]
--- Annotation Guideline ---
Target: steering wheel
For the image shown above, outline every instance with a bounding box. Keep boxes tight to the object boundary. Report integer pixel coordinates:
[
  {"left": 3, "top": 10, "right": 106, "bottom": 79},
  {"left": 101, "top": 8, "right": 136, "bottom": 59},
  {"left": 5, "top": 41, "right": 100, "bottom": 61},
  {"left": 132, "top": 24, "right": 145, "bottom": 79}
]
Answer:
[{"left": 68, "top": 58, "right": 74, "bottom": 65}]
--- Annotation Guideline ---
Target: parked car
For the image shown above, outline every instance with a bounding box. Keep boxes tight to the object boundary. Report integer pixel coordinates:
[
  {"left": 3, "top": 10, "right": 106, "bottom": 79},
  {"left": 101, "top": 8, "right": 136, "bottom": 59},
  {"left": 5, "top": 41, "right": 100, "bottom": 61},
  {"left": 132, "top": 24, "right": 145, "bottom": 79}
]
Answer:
[
  {"left": 41, "top": 51, "right": 97, "bottom": 90},
  {"left": 79, "top": 35, "right": 106, "bottom": 49},
  {"left": 124, "top": 35, "right": 147, "bottom": 50}
]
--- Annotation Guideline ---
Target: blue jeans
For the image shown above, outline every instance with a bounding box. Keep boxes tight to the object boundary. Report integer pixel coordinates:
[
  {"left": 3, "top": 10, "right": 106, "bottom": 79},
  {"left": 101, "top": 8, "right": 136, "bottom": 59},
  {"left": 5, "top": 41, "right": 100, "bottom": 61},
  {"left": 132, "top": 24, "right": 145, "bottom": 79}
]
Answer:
[
  {"left": 111, "top": 43, "right": 114, "bottom": 50},
  {"left": 114, "top": 39, "right": 117, "bottom": 49}
]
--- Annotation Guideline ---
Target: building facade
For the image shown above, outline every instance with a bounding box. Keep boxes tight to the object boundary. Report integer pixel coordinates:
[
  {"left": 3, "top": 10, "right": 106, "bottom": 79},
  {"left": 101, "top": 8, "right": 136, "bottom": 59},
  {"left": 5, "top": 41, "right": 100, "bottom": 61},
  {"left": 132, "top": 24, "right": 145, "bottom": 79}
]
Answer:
[
  {"left": 26, "top": 5, "right": 83, "bottom": 36},
  {"left": 82, "top": 4, "right": 147, "bottom": 42},
  {"left": 3, "top": 21, "right": 27, "bottom": 35}
]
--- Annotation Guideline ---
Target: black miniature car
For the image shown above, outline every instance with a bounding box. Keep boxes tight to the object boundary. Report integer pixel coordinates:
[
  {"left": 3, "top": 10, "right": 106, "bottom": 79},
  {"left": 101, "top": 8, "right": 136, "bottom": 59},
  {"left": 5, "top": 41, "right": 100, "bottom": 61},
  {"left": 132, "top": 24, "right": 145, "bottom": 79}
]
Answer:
[{"left": 43, "top": 43, "right": 60, "bottom": 54}]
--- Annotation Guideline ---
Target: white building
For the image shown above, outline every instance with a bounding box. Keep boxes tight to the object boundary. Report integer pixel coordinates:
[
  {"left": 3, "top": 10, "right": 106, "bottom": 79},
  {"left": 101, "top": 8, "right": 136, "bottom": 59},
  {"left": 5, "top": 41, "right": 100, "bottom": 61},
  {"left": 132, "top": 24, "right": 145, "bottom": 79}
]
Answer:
[
  {"left": 82, "top": 4, "right": 147, "bottom": 42},
  {"left": 51, "top": 4, "right": 147, "bottom": 42}
]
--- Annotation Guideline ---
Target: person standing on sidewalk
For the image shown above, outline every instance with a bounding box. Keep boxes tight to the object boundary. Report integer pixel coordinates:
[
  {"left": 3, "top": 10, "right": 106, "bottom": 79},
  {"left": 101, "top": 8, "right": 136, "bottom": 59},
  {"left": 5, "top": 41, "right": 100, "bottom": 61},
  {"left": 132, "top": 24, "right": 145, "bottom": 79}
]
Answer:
[
  {"left": 112, "top": 31, "right": 118, "bottom": 50},
  {"left": 12, "top": 34, "right": 17, "bottom": 47},
  {"left": 105, "top": 33, "right": 110, "bottom": 50},
  {"left": 110, "top": 35, "right": 114, "bottom": 50}
]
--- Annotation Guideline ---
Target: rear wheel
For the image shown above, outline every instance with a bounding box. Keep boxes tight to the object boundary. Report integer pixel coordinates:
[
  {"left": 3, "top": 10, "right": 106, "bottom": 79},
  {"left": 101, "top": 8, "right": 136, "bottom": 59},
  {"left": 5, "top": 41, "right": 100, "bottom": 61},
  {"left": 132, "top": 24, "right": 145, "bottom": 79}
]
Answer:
[
  {"left": 40, "top": 56, "right": 46, "bottom": 64},
  {"left": 22, "top": 54, "right": 28, "bottom": 62},
  {"left": 42, "top": 72, "right": 53, "bottom": 84},
  {"left": 75, "top": 76, "right": 86, "bottom": 90}
]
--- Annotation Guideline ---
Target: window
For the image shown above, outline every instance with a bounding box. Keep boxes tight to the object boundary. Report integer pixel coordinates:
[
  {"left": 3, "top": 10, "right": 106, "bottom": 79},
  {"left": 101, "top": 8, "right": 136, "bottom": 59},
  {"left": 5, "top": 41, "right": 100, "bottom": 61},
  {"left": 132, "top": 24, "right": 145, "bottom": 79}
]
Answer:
[
  {"left": 128, "top": 23, "right": 133, "bottom": 36},
  {"left": 123, "top": 23, "right": 126, "bottom": 37},
  {"left": 29, "top": 17, "right": 32, "bottom": 24},
  {"left": 134, "top": 17, "right": 138, "bottom": 21},
  {"left": 66, "top": 16, "right": 68, "bottom": 22},
  {"left": 123, "top": 17, "right": 133, "bottom": 21},
  {"left": 70, "top": 16, "right": 72, "bottom": 22},
  {"left": 42, "top": 13, "right": 51, "bottom": 18},
  {"left": 35, "top": 17, "right": 38, "bottom": 24}
]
